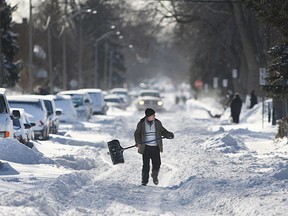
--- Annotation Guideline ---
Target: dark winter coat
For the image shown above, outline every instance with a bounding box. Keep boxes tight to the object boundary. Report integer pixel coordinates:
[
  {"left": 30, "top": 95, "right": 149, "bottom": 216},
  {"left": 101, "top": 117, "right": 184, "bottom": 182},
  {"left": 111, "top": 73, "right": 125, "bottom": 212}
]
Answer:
[
  {"left": 134, "top": 117, "right": 171, "bottom": 154},
  {"left": 250, "top": 91, "right": 258, "bottom": 109},
  {"left": 230, "top": 95, "right": 242, "bottom": 115}
]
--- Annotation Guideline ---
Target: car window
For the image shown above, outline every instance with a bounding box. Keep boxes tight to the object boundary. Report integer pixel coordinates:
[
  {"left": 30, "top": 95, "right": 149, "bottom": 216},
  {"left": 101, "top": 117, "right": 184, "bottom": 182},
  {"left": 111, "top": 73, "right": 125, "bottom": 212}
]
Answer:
[
  {"left": 105, "top": 98, "right": 120, "bottom": 103},
  {"left": 13, "top": 119, "right": 21, "bottom": 128},
  {"left": 44, "top": 100, "right": 53, "bottom": 115},
  {"left": 0, "top": 96, "right": 7, "bottom": 113}
]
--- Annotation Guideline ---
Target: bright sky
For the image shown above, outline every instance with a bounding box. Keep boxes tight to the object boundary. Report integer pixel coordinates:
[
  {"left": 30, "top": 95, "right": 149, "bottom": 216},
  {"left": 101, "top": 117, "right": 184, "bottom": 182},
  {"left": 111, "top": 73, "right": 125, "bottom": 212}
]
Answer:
[{"left": 7, "top": 0, "right": 39, "bottom": 23}]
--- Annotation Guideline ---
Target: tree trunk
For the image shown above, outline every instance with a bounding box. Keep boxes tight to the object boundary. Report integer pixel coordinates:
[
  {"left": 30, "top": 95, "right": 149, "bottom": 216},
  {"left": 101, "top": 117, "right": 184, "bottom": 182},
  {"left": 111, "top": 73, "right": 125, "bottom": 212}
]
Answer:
[{"left": 232, "top": 4, "right": 260, "bottom": 95}]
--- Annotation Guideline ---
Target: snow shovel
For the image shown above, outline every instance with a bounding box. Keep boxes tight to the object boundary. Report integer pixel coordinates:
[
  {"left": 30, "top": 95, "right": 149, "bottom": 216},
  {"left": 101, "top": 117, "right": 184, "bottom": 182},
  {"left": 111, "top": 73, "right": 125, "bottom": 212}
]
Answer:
[{"left": 107, "top": 137, "right": 166, "bottom": 165}]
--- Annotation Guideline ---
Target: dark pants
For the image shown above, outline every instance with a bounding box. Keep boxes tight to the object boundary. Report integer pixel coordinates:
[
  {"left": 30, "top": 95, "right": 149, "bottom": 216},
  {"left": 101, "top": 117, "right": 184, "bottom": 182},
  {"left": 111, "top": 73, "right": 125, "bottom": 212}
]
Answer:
[
  {"left": 232, "top": 112, "right": 240, "bottom": 123},
  {"left": 142, "top": 145, "right": 161, "bottom": 184}
]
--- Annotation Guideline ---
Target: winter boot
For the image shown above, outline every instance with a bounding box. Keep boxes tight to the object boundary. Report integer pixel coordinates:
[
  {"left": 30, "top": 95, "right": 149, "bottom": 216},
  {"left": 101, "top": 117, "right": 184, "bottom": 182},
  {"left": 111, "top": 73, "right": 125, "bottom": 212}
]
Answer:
[
  {"left": 142, "top": 171, "right": 149, "bottom": 186},
  {"left": 151, "top": 170, "right": 159, "bottom": 185}
]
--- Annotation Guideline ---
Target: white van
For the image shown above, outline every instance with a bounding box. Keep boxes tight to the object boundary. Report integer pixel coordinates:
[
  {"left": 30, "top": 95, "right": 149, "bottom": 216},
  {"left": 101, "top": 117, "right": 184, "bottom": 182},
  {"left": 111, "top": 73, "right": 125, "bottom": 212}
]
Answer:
[
  {"left": 57, "top": 90, "right": 93, "bottom": 121},
  {"left": 0, "top": 88, "right": 15, "bottom": 138},
  {"left": 78, "top": 88, "right": 108, "bottom": 115}
]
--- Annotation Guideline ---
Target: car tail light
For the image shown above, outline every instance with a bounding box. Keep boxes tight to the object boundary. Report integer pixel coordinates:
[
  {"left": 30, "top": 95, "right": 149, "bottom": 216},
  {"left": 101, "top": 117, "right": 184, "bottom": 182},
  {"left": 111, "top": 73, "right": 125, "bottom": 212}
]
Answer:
[{"left": 4, "top": 131, "right": 10, "bottom": 138}]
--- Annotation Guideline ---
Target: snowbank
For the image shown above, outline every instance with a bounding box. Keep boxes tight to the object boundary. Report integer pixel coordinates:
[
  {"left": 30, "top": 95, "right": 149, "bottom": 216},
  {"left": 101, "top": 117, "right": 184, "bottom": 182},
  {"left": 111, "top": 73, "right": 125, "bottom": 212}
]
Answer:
[{"left": 0, "top": 139, "right": 53, "bottom": 164}]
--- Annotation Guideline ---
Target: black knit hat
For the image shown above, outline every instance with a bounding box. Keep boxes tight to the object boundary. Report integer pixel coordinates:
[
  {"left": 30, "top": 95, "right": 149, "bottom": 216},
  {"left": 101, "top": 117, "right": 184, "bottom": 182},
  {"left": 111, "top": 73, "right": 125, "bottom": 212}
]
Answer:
[{"left": 145, "top": 108, "right": 155, "bottom": 117}]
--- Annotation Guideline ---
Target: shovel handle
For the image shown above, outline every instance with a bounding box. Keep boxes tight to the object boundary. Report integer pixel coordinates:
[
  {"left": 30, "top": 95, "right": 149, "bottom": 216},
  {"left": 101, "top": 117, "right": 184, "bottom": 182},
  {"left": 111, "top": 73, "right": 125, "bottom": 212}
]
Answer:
[
  {"left": 122, "top": 136, "right": 166, "bottom": 151},
  {"left": 122, "top": 145, "right": 136, "bottom": 151}
]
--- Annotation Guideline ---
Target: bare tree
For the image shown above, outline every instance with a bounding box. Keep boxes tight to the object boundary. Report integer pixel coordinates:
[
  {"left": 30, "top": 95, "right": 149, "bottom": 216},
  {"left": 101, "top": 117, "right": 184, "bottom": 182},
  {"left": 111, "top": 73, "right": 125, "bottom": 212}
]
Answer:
[{"left": 146, "top": 0, "right": 270, "bottom": 96}]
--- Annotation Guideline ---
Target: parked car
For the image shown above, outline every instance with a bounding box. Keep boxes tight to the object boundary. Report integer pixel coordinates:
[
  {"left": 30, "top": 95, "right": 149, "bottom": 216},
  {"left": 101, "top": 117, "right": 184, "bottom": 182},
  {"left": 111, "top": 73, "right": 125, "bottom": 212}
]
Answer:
[
  {"left": 57, "top": 90, "right": 93, "bottom": 121},
  {"left": 0, "top": 88, "right": 17, "bottom": 139},
  {"left": 78, "top": 88, "right": 108, "bottom": 115},
  {"left": 135, "top": 89, "right": 164, "bottom": 111},
  {"left": 28, "top": 95, "right": 62, "bottom": 134},
  {"left": 53, "top": 94, "right": 77, "bottom": 123},
  {"left": 7, "top": 95, "right": 50, "bottom": 140},
  {"left": 110, "top": 88, "right": 131, "bottom": 108},
  {"left": 104, "top": 94, "right": 127, "bottom": 110},
  {"left": 11, "top": 108, "right": 35, "bottom": 145}
]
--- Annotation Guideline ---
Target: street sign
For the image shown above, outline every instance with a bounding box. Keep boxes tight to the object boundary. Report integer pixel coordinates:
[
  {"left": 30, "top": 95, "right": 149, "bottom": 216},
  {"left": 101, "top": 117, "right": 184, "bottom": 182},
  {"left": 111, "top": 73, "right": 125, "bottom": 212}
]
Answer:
[
  {"left": 232, "top": 69, "right": 237, "bottom": 78},
  {"left": 213, "top": 77, "right": 218, "bottom": 88},
  {"left": 222, "top": 79, "right": 228, "bottom": 87},
  {"left": 259, "top": 68, "right": 267, "bottom": 85}
]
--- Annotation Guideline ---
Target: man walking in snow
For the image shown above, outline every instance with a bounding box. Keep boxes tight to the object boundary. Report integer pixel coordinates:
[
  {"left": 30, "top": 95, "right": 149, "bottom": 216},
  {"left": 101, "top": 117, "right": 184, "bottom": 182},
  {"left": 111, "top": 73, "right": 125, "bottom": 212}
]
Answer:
[
  {"left": 230, "top": 93, "right": 243, "bottom": 123},
  {"left": 134, "top": 108, "right": 174, "bottom": 186}
]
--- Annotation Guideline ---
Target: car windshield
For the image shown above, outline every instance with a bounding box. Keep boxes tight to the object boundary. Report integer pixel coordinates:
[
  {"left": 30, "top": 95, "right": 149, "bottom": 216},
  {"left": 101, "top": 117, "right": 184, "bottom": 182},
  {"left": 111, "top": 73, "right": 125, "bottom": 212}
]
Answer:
[
  {"left": 140, "top": 92, "right": 160, "bottom": 97},
  {"left": 71, "top": 95, "right": 84, "bottom": 106}
]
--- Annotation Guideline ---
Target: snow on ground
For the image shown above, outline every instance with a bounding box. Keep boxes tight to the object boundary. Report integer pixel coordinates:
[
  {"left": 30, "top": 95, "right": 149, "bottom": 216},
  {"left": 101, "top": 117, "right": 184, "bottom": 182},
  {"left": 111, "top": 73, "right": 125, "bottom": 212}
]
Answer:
[{"left": 0, "top": 88, "right": 287, "bottom": 216}]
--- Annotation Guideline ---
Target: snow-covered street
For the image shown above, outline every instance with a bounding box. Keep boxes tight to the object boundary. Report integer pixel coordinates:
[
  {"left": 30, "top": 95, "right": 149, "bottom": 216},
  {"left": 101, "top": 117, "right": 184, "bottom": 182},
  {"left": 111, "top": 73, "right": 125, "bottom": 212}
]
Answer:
[{"left": 0, "top": 90, "right": 287, "bottom": 216}]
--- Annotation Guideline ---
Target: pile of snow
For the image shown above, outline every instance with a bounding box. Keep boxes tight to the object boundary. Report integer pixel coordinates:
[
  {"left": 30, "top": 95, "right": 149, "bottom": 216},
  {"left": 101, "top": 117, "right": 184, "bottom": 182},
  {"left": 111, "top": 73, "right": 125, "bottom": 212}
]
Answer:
[
  {"left": 203, "top": 131, "right": 248, "bottom": 153},
  {"left": 0, "top": 139, "right": 53, "bottom": 164},
  {"left": 272, "top": 163, "right": 288, "bottom": 180}
]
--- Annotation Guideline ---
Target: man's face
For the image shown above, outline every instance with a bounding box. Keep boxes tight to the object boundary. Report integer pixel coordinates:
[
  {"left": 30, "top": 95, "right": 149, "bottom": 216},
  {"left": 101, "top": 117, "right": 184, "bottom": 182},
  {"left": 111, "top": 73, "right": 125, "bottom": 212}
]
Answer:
[{"left": 147, "top": 114, "right": 155, "bottom": 121}]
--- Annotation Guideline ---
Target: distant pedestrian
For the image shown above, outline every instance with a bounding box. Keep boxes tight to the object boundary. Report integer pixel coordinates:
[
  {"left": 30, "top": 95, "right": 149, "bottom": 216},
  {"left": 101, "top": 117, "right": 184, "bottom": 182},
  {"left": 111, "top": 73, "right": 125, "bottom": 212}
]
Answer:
[
  {"left": 230, "top": 93, "right": 243, "bottom": 123},
  {"left": 250, "top": 90, "right": 258, "bottom": 109},
  {"left": 134, "top": 108, "right": 174, "bottom": 186}
]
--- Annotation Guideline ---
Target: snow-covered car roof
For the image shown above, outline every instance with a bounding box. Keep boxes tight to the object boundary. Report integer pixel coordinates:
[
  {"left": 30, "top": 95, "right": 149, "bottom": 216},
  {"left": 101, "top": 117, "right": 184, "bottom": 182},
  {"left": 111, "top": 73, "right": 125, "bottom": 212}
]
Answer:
[
  {"left": 7, "top": 95, "right": 44, "bottom": 103},
  {"left": 53, "top": 94, "right": 72, "bottom": 100},
  {"left": 78, "top": 88, "right": 103, "bottom": 93},
  {"left": 105, "top": 94, "right": 122, "bottom": 99}
]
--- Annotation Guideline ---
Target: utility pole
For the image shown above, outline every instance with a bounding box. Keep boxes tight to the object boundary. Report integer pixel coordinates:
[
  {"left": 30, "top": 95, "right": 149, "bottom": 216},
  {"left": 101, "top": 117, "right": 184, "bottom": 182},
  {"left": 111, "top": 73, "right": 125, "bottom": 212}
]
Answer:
[
  {"left": 78, "top": 15, "right": 83, "bottom": 88},
  {"left": 103, "top": 42, "right": 109, "bottom": 89},
  {"left": 94, "top": 41, "right": 98, "bottom": 88},
  {"left": 62, "top": 0, "right": 68, "bottom": 90},
  {"left": 0, "top": 9, "right": 3, "bottom": 87},
  {"left": 28, "top": 0, "right": 33, "bottom": 92},
  {"left": 48, "top": 22, "right": 53, "bottom": 94},
  {"left": 93, "top": 27, "right": 117, "bottom": 88},
  {"left": 108, "top": 50, "right": 113, "bottom": 89}
]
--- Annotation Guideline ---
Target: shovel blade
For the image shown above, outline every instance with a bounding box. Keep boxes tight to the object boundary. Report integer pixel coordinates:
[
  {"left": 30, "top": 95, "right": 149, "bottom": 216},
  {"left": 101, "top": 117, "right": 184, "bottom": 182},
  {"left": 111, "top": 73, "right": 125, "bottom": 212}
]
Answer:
[{"left": 107, "top": 139, "right": 125, "bottom": 165}]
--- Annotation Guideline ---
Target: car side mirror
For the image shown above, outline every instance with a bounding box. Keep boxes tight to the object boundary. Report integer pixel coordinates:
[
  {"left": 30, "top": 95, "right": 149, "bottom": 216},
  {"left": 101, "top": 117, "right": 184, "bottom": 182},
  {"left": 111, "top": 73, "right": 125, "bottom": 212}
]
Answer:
[
  {"left": 30, "top": 123, "right": 36, "bottom": 127},
  {"left": 12, "top": 110, "right": 20, "bottom": 119},
  {"left": 56, "top": 110, "right": 62, "bottom": 116},
  {"left": 24, "top": 123, "right": 32, "bottom": 129}
]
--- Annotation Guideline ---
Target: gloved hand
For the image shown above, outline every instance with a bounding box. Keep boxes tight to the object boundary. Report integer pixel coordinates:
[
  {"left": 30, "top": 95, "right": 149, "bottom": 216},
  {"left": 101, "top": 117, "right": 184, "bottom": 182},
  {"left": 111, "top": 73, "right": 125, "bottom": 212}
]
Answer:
[{"left": 165, "top": 132, "right": 174, "bottom": 139}]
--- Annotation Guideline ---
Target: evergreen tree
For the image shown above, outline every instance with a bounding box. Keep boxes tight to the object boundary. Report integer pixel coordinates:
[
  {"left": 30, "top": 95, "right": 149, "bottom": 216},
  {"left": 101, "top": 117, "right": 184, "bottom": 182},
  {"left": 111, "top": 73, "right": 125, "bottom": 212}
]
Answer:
[
  {"left": 0, "top": 0, "right": 21, "bottom": 87},
  {"left": 244, "top": 0, "right": 288, "bottom": 97}
]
